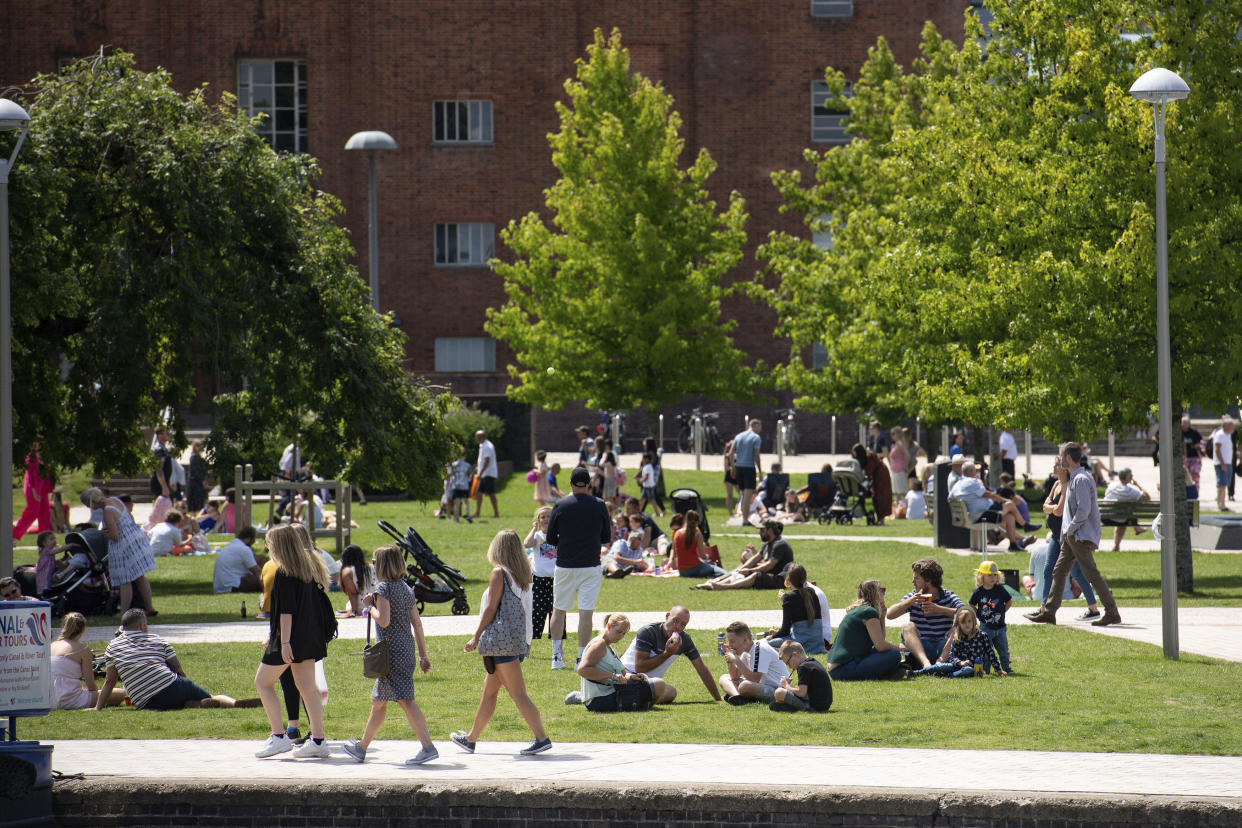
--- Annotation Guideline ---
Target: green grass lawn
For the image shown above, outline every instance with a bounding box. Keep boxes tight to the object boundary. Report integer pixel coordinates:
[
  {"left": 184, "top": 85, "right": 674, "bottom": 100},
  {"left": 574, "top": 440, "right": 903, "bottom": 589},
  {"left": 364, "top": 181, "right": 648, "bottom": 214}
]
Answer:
[{"left": 19, "top": 627, "right": 1242, "bottom": 755}]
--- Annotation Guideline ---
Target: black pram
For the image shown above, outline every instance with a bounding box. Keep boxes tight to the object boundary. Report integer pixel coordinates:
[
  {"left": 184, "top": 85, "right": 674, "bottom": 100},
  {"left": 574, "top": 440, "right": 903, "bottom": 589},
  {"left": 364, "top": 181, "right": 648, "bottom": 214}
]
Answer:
[{"left": 378, "top": 520, "right": 470, "bottom": 615}]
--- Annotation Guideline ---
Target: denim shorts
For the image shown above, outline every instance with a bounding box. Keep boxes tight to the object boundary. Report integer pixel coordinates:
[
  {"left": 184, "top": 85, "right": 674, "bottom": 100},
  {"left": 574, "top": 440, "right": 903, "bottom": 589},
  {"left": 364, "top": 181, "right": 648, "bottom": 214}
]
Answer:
[
  {"left": 1216, "top": 463, "right": 1234, "bottom": 489},
  {"left": 483, "top": 653, "right": 526, "bottom": 674},
  {"left": 919, "top": 632, "right": 949, "bottom": 661}
]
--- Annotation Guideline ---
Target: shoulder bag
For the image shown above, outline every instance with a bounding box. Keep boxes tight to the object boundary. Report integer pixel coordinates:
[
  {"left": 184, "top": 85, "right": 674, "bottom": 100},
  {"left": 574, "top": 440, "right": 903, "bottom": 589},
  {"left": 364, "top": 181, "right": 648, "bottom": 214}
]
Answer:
[
  {"left": 477, "top": 571, "right": 528, "bottom": 657},
  {"left": 361, "top": 612, "right": 390, "bottom": 678},
  {"left": 314, "top": 580, "right": 339, "bottom": 643}
]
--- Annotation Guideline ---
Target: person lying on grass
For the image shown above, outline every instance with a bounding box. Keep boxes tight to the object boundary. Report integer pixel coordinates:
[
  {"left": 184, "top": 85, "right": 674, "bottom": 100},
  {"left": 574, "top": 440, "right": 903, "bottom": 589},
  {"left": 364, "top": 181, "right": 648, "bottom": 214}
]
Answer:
[{"left": 94, "top": 609, "right": 262, "bottom": 711}]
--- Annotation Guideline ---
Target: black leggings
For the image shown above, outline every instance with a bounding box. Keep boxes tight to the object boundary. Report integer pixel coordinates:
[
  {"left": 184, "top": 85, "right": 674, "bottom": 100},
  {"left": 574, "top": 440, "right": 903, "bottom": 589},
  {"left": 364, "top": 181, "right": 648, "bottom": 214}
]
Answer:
[
  {"left": 532, "top": 576, "right": 561, "bottom": 639},
  {"left": 279, "top": 668, "right": 302, "bottom": 723}
]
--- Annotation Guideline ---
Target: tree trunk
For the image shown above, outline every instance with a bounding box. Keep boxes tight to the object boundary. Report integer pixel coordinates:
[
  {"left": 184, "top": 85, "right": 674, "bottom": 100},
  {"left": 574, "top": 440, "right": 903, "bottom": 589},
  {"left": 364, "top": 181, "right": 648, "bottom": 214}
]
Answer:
[
  {"left": 1169, "top": 407, "right": 1194, "bottom": 592},
  {"left": 987, "top": 426, "right": 1002, "bottom": 488}
]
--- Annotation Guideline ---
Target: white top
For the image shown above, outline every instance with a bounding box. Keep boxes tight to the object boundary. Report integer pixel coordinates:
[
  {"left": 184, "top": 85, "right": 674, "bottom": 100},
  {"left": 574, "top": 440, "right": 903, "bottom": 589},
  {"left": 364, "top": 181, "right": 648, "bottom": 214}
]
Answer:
[
  {"left": 449, "top": 459, "right": 472, "bottom": 490},
  {"left": 640, "top": 463, "right": 656, "bottom": 488},
  {"left": 477, "top": 440, "right": 498, "bottom": 478},
  {"left": 280, "top": 443, "right": 301, "bottom": 477},
  {"left": 1212, "top": 429, "right": 1232, "bottom": 466},
  {"left": 479, "top": 567, "right": 534, "bottom": 644},
  {"left": 528, "top": 530, "right": 557, "bottom": 578},
  {"left": 213, "top": 538, "right": 257, "bottom": 593},
  {"left": 1104, "top": 481, "right": 1143, "bottom": 502},
  {"left": 148, "top": 522, "right": 184, "bottom": 556},
  {"left": 808, "top": 582, "right": 832, "bottom": 633},
  {"left": 904, "top": 490, "right": 927, "bottom": 520},
  {"left": 998, "top": 430, "right": 1017, "bottom": 460},
  {"left": 746, "top": 639, "right": 789, "bottom": 689}
]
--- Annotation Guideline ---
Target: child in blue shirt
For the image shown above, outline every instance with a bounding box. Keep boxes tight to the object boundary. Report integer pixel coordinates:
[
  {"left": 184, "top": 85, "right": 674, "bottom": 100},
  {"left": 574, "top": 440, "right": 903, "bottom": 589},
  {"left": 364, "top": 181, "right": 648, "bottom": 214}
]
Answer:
[{"left": 969, "top": 560, "right": 1012, "bottom": 674}]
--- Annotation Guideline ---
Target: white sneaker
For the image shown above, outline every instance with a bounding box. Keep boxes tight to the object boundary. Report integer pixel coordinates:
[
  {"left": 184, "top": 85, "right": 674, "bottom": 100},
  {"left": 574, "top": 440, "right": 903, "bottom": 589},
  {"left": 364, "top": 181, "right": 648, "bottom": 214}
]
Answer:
[
  {"left": 293, "top": 738, "right": 331, "bottom": 758},
  {"left": 551, "top": 653, "right": 566, "bottom": 670},
  {"left": 563, "top": 690, "right": 583, "bottom": 705},
  {"left": 255, "top": 733, "right": 293, "bottom": 758}
]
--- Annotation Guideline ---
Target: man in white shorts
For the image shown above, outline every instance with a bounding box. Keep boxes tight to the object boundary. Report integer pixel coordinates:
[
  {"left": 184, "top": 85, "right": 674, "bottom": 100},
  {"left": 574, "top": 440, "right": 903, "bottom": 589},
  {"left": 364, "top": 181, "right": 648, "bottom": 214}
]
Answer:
[{"left": 546, "top": 466, "right": 612, "bottom": 670}]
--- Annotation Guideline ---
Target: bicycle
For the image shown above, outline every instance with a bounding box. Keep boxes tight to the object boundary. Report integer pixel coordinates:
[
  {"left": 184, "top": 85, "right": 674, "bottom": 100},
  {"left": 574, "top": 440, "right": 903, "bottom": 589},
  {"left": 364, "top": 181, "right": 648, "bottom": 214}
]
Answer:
[
  {"left": 676, "top": 409, "right": 724, "bottom": 454},
  {"left": 775, "top": 408, "right": 799, "bottom": 456}
]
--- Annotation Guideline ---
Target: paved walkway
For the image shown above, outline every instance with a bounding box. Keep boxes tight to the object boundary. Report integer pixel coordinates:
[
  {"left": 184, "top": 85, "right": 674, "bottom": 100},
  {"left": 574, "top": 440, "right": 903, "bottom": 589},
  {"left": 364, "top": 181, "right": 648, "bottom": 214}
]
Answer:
[
  {"left": 43, "top": 738, "right": 1242, "bottom": 799},
  {"left": 84, "top": 606, "right": 1242, "bottom": 662}
]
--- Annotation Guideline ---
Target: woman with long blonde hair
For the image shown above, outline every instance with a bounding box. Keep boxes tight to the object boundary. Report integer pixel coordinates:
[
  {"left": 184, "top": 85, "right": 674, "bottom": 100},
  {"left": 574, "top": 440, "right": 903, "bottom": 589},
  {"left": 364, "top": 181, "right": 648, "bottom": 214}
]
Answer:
[
  {"left": 50, "top": 612, "right": 126, "bottom": 709},
  {"left": 825, "top": 579, "right": 903, "bottom": 681},
  {"left": 253, "top": 524, "right": 333, "bottom": 759},
  {"left": 451, "top": 530, "right": 550, "bottom": 756}
]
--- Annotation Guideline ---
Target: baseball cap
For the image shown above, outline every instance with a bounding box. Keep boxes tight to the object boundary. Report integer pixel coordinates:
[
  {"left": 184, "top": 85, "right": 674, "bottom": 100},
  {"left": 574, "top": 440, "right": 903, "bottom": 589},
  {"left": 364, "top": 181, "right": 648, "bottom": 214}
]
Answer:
[
  {"left": 974, "top": 560, "right": 999, "bottom": 577},
  {"left": 570, "top": 467, "right": 592, "bottom": 487}
]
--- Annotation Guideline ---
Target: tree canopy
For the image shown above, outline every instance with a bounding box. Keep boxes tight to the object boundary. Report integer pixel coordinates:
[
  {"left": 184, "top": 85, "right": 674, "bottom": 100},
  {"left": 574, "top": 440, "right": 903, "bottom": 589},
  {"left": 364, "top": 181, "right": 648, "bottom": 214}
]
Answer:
[
  {"left": 486, "top": 29, "right": 756, "bottom": 411},
  {"left": 5, "top": 51, "right": 454, "bottom": 497},
  {"left": 760, "top": 1, "right": 1242, "bottom": 439}
]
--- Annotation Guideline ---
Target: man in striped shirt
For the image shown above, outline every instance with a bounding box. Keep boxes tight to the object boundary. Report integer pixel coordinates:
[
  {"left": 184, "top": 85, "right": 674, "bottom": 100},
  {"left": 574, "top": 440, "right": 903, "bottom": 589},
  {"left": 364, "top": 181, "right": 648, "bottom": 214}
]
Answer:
[
  {"left": 886, "top": 557, "right": 964, "bottom": 669},
  {"left": 94, "top": 609, "right": 259, "bottom": 710}
]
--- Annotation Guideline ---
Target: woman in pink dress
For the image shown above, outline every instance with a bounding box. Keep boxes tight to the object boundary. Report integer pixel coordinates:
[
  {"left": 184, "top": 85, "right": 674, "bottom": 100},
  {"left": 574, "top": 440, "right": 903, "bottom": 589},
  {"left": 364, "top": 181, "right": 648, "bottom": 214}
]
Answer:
[{"left": 13, "top": 442, "right": 54, "bottom": 540}]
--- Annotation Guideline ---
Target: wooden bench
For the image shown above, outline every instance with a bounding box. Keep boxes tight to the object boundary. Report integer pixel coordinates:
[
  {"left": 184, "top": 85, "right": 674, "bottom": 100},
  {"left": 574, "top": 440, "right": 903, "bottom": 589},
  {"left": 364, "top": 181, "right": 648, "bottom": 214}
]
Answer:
[
  {"left": 1099, "top": 498, "right": 1199, "bottom": 530},
  {"left": 948, "top": 498, "right": 1001, "bottom": 557}
]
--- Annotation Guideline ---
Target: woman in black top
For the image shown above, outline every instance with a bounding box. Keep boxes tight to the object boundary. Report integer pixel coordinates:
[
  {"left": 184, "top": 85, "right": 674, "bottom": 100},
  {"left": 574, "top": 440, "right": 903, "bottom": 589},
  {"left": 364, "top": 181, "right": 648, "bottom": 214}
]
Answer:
[
  {"left": 766, "top": 564, "right": 826, "bottom": 654},
  {"left": 253, "top": 524, "right": 332, "bottom": 759}
]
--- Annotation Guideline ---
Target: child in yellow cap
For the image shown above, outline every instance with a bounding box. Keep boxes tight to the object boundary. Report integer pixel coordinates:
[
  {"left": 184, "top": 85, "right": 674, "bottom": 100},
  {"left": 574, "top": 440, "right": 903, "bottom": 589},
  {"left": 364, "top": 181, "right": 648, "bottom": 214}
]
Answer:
[{"left": 969, "top": 561, "right": 1012, "bottom": 674}]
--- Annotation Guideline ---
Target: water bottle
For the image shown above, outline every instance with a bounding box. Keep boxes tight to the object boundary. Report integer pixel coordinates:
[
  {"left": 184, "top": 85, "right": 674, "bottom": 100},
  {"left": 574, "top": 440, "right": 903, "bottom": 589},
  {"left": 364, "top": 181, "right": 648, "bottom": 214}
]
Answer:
[
  {"left": 241, "top": 600, "right": 247, "bottom": 618},
  {"left": 973, "top": 658, "right": 983, "bottom": 676},
  {"left": 717, "top": 631, "right": 726, "bottom": 656}
]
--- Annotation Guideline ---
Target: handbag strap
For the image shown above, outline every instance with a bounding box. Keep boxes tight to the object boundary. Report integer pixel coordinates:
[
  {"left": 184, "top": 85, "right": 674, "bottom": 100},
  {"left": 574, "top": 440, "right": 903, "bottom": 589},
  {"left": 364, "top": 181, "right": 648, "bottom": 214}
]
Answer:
[{"left": 366, "top": 611, "right": 372, "bottom": 645}]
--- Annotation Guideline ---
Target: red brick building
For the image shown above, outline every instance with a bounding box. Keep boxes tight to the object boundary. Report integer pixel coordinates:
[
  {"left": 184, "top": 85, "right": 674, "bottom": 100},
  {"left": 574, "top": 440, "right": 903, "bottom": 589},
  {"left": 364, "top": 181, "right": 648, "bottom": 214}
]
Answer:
[{"left": 2, "top": 0, "right": 966, "bottom": 457}]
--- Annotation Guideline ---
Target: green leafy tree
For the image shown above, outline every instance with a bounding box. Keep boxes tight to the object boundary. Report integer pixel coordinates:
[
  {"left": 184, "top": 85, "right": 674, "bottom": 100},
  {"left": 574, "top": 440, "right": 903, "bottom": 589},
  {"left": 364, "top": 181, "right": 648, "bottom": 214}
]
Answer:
[
  {"left": 761, "top": 2, "right": 1242, "bottom": 588},
  {"left": 487, "top": 29, "right": 755, "bottom": 411},
  {"left": 5, "top": 52, "right": 454, "bottom": 498}
]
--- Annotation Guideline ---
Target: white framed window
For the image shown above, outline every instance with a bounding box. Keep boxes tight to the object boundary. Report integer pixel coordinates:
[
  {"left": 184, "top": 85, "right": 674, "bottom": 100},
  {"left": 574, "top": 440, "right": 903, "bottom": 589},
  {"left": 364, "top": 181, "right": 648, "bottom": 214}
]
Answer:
[
  {"left": 811, "top": 81, "right": 852, "bottom": 144},
  {"left": 811, "top": 0, "right": 853, "bottom": 19},
  {"left": 435, "top": 222, "right": 495, "bottom": 266},
  {"left": 238, "top": 59, "right": 308, "bottom": 153},
  {"left": 434, "top": 100, "right": 493, "bottom": 144},
  {"left": 435, "top": 337, "right": 496, "bottom": 372}
]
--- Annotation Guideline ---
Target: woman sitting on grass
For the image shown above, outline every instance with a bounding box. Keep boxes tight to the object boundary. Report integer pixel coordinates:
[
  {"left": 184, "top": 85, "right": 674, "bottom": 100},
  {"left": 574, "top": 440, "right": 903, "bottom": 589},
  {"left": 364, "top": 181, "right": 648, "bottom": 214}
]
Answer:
[
  {"left": 825, "top": 580, "right": 903, "bottom": 681},
  {"left": 51, "top": 612, "right": 126, "bottom": 709},
  {"left": 337, "top": 544, "right": 372, "bottom": 618},
  {"left": 671, "top": 510, "right": 724, "bottom": 579},
  {"left": 573, "top": 612, "right": 671, "bottom": 712},
  {"left": 765, "top": 564, "right": 827, "bottom": 655}
]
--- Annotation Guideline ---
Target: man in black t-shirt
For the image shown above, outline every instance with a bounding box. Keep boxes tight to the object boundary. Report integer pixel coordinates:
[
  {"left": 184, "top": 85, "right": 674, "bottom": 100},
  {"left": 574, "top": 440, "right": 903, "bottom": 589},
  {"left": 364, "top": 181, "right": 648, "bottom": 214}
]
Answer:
[
  {"left": 619, "top": 606, "right": 721, "bottom": 702},
  {"left": 546, "top": 466, "right": 612, "bottom": 670},
  {"left": 772, "top": 641, "right": 832, "bottom": 712},
  {"left": 695, "top": 520, "right": 794, "bottom": 590}
]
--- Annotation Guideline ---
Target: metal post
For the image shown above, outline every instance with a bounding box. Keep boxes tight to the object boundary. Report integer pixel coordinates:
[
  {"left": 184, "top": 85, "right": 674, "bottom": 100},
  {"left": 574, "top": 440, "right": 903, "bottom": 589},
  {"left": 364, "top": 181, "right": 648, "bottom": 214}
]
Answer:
[
  {"left": 1024, "top": 430, "right": 1032, "bottom": 477},
  {"left": 777, "top": 421, "right": 785, "bottom": 468},
  {"left": 858, "top": 422, "right": 865, "bottom": 448},
  {"left": 658, "top": 414, "right": 664, "bottom": 450},
  {"left": 693, "top": 414, "right": 702, "bottom": 471},
  {"left": 366, "top": 152, "right": 379, "bottom": 310},
  {"left": 1152, "top": 100, "right": 1179, "bottom": 659},
  {"left": 1108, "top": 430, "right": 1116, "bottom": 473},
  {"left": 830, "top": 415, "right": 837, "bottom": 455},
  {"left": 610, "top": 414, "right": 620, "bottom": 452},
  {"left": 915, "top": 417, "right": 921, "bottom": 449},
  {"left": 0, "top": 160, "right": 11, "bottom": 577},
  {"left": 942, "top": 426, "right": 950, "bottom": 457}
]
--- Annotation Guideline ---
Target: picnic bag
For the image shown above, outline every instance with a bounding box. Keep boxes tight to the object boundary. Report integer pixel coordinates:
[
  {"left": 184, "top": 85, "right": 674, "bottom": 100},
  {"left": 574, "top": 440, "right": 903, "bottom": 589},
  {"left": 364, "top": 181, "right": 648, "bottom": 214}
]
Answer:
[
  {"left": 477, "top": 571, "right": 527, "bottom": 657},
  {"left": 361, "top": 614, "right": 390, "bottom": 679},
  {"left": 612, "top": 679, "right": 654, "bottom": 712}
]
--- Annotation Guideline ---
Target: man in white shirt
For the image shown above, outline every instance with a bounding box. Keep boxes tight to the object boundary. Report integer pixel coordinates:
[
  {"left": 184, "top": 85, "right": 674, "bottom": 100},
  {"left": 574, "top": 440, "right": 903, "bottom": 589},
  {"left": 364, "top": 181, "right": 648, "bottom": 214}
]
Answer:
[
  {"left": 1211, "top": 417, "right": 1235, "bottom": 511},
  {"left": 275, "top": 442, "right": 306, "bottom": 520},
  {"left": 471, "top": 430, "right": 500, "bottom": 519},
  {"left": 1103, "top": 468, "right": 1150, "bottom": 551},
  {"left": 949, "top": 462, "right": 1033, "bottom": 551},
  {"left": 718, "top": 620, "right": 788, "bottom": 706},
  {"left": 998, "top": 428, "right": 1018, "bottom": 478},
  {"left": 213, "top": 527, "right": 264, "bottom": 593}
]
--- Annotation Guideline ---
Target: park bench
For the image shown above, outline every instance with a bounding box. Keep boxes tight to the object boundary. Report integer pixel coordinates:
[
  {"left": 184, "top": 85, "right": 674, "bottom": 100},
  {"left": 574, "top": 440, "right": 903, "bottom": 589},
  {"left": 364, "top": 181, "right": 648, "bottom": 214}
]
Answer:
[
  {"left": 1099, "top": 498, "right": 1199, "bottom": 532},
  {"left": 947, "top": 498, "right": 1000, "bottom": 557}
]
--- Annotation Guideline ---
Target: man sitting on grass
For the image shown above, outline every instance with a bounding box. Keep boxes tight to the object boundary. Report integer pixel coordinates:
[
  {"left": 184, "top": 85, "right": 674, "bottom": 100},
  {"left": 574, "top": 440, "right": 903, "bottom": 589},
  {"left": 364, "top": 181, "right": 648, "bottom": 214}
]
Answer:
[
  {"left": 95, "top": 609, "right": 261, "bottom": 711},
  {"left": 771, "top": 641, "right": 832, "bottom": 713},
  {"left": 695, "top": 520, "right": 793, "bottom": 590},
  {"left": 718, "top": 620, "right": 788, "bottom": 706},
  {"left": 620, "top": 606, "right": 721, "bottom": 702}
]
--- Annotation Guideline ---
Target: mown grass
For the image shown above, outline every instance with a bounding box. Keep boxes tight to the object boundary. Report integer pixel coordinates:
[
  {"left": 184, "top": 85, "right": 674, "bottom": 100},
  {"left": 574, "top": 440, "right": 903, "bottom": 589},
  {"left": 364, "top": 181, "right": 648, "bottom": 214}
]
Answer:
[{"left": 19, "top": 626, "right": 1242, "bottom": 755}]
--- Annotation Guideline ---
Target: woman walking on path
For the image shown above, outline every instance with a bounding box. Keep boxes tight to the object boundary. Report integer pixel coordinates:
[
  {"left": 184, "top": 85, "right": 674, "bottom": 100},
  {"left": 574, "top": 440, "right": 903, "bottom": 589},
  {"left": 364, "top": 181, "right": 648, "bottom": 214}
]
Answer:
[
  {"left": 79, "top": 487, "right": 157, "bottom": 617},
  {"left": 343, "top": 545, "right": 437, "bottom": 765},
  {"left": 13, "top": 442, "right": 53, "bottom": 539},
  {"left": 451, "top": 530, "right": 551, "bottom": 756},
  {"left": 253, "top": 524, "right": 334, "bottom": 759}
]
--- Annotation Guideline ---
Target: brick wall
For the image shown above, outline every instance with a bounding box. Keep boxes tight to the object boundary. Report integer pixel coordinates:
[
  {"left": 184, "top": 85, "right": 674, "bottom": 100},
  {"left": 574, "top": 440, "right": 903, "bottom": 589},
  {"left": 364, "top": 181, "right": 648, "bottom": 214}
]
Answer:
[
  {"left": 50, "top": 779, "right": 1242, "bottom": 828},
  {"left": 1, "top": 0, "right": 967, "bottom": 403}
]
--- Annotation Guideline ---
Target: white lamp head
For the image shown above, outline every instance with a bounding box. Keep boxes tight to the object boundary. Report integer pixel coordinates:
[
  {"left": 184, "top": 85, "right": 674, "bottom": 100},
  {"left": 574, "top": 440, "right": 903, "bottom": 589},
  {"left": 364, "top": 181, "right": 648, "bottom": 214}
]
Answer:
[
  {"left": 344, "top": 131, "right": 398, "bottom": 151},
  {"left": 0, "top": 99, "right": 30, "bottom": 132},
  {"left": 1129, "top": 68, "right": 1189, "bottom": 104}
]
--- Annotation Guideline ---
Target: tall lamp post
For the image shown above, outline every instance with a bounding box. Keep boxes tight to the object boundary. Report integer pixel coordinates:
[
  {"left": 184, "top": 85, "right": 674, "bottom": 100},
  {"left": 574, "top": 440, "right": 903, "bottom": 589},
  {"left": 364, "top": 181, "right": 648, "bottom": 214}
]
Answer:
[
  {"left": 344, "top": 131, "right": 398, "bottom": 310},
  {"left": 1129, "top": 67, "right": 1189, "bottom": 660},
  {"left": 0, "top": 99, "right": 30, "bottom": 581}
]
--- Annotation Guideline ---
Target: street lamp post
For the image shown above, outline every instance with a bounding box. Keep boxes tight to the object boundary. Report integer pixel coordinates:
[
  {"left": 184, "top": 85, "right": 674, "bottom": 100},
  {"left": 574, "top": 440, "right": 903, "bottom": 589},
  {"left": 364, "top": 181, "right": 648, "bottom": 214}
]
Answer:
[
  {"left": 344, "top": 131, "right": 398, "bottom": 310},
  {"left": 0, "top": 99, "right": 31, "bottom": 581},
  {"left": 1129, "top": 67, "right": 1189, "bottom": 660}
]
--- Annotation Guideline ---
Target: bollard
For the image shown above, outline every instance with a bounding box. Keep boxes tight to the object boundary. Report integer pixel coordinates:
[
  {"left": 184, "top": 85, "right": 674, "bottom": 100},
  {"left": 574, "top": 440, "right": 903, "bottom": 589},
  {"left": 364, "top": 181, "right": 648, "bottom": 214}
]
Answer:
[
  {"left": 693, "top": 414, "right": 702, "bottom": 471},
  {"left": 831, "top": 415, "right": 837, "bottom": 455},
  {"left": 658, "top": 414, "right": 664, "bottom": 451},
  {"left": 1025, "top": 430, "right": 1032, "bottom": 477},
  {"left": 1108, "top": 430, "right": 1116, "bottom": 473},
  {"left": 777, "top": 421, "right": 785, "bottom": 467}
]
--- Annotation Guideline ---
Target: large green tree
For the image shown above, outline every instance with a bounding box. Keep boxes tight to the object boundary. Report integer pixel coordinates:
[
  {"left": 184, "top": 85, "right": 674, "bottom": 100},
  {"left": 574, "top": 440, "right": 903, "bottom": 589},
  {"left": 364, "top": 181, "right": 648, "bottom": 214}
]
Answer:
[
  {"left": 6, "top": 52, "right": 453, "bottom": 497},
  {"left": 487, "top": 29, "right": 755, "bottom": 411},
  {"left": 761, "top": 2, "right": 1242, "bottom": 587}
]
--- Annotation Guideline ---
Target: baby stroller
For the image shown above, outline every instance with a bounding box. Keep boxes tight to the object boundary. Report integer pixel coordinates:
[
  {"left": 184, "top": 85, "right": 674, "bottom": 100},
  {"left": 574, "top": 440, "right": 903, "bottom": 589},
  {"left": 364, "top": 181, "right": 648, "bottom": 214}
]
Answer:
[
  {"left": 804, "top": 472, "right": 837, "bottom": 524},
  {"left": 378, "top": 520, "right": 470, "bottom": 616},
  {"left": 42, "top": 528, "right": 118, "bottom": 617},
  {"left": 827, "top": 459, "right": 876, "bottom": 525},
  {"left": 670, "top": 488, "right": 710, "bottom": 542}
]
